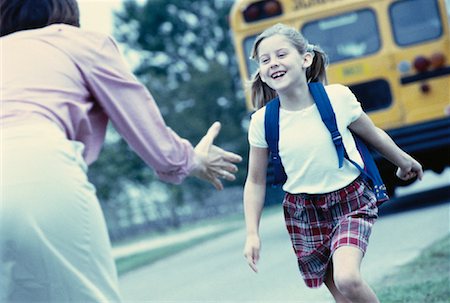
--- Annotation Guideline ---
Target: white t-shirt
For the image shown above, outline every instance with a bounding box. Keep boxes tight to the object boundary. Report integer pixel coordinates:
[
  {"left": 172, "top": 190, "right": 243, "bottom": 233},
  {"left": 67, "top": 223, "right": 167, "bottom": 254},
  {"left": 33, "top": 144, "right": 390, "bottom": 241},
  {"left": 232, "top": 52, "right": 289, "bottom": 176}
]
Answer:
[{"left": 248, "top": 84, "right": 364, "bottom": 194}]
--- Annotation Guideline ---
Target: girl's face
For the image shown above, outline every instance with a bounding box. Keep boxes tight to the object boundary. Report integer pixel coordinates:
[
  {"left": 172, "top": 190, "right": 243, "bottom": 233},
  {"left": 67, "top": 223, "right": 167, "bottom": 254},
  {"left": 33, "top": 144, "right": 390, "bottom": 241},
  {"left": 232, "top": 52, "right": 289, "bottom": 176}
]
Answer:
[{"left": 257, "top": 34, "right": 311, "bottom": 93}]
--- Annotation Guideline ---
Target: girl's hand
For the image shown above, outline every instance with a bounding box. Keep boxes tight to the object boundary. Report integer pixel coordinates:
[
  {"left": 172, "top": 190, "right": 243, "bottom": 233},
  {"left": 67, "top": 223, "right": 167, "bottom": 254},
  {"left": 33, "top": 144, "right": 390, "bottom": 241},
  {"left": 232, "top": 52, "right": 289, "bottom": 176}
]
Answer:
[
  {"left": 243, "top": 234, "right": 261, "bottom": 272},
  {"left": 396, "top": 157, "right": 424, "bottom": 181}
]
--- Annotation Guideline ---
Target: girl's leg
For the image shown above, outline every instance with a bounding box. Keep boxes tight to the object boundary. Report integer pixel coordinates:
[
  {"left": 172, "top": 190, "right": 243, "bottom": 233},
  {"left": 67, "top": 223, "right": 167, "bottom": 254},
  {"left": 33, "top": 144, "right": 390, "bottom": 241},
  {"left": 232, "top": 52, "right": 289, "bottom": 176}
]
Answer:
[
  {"left": 324, "top": 263, "right": 352, "bottom": 303},
  {"left": 332, "top": 246, "right": 379, "bottom": 303}
]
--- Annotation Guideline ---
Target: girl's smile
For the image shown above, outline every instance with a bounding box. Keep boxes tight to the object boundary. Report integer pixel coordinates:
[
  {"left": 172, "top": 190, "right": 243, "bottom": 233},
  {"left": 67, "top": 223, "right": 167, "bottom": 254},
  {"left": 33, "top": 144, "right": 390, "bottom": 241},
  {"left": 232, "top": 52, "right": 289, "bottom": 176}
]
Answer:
[{"left": 270, "top": 70, "right": 287, "bottom": 80}]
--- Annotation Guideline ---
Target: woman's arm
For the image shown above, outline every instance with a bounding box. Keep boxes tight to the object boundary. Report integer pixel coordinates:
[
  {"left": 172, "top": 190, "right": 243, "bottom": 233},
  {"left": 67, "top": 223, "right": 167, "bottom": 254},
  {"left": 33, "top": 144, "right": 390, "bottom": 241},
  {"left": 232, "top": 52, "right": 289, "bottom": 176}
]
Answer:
[
  {"left": 349, "top": 113, "right": 423, "bottom": 181},
  {"left": 87, "top": 37, "right": 241, "bottom": 187},
  {"left": 243, "top": 145, "right": 269, "bottom": 272}
]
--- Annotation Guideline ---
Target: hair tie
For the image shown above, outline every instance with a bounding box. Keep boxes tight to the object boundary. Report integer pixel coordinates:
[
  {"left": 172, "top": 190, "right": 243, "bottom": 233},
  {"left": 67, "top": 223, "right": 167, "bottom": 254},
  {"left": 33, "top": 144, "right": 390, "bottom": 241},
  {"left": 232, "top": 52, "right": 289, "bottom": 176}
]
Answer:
[{"left": 306, "top": 44, "right": 315, "bottom": 53}]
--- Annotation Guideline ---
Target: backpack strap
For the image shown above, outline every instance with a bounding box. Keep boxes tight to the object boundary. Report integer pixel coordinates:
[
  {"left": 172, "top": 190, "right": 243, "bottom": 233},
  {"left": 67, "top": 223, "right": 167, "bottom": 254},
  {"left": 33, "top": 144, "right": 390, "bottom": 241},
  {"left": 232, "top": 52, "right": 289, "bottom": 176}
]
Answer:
[
  {"left": 308, "top": 82, "right": 365, "bottom": 172},
  {"left": 309, "top": 82, "right": 389, "bottom": 203},
  {"left": 264, "top": 97, "right": 287, "bottom": 186},
  {"left": 308, "top": 82, "right": 345, "bottom": 168}
]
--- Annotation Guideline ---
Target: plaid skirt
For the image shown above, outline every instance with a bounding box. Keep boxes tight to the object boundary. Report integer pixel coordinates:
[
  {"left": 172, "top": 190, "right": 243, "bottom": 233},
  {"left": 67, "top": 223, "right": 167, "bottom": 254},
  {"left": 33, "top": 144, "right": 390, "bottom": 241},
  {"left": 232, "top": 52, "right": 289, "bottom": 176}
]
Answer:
[{"left": 282, "top": 176, "right": 378, "bottom": 288}]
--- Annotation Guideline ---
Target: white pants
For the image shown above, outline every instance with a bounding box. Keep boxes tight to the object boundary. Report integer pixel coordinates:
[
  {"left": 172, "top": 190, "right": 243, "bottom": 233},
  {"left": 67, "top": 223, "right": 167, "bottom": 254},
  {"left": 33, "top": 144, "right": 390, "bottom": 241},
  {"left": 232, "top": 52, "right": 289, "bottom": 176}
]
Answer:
[{"left": 1, "top": 119, "right": 122, "bottom": 302}]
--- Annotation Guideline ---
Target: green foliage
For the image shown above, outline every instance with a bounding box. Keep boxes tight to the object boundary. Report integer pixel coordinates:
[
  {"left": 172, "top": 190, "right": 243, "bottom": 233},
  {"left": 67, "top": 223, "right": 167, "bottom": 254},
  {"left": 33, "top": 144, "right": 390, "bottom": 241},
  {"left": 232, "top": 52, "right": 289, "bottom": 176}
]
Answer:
[
  {"left": 147, "top": 61, "right": 248, "bottom": 201},
  {"left": 114, "top": 0, "right": 237, "bottom": 83},
  {"left": 88, "top": 126, "right": 155, "bottom": 201},
  {"left": 89, "top": 0, "right": 248, "bottom": 228}
]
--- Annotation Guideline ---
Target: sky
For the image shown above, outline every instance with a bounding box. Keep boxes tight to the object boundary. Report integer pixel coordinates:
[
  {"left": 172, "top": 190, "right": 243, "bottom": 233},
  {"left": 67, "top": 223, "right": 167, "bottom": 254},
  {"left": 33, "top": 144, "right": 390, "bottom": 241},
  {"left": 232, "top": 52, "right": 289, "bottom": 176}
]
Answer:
[
  {"left": 79, "top": 0, "right": 450, "bottom": 36},
  {"left": 77, "top": 0, "right": 123, "bottom": 35}
]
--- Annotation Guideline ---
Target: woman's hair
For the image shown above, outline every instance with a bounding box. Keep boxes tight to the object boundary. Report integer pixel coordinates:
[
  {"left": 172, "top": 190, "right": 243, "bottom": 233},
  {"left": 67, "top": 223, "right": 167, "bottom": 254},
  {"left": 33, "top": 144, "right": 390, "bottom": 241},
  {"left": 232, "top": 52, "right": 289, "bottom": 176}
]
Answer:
[
  {"left": 0, "top": 0, "right": 80, "bottom": 37},
  {"left": 248, "top": 23, "right": 329, "bottom": 109}
]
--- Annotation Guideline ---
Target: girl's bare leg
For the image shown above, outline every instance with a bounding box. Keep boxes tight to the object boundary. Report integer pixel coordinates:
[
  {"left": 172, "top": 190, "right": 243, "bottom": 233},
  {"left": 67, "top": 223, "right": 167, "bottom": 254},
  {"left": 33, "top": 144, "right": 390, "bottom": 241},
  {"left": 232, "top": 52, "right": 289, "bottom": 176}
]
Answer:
[
  {"left": 324, "top": 263, "right": 352, "bottom": 303},
  {"left": 332, "top": 246, "right": 379, "bottom": 303}
]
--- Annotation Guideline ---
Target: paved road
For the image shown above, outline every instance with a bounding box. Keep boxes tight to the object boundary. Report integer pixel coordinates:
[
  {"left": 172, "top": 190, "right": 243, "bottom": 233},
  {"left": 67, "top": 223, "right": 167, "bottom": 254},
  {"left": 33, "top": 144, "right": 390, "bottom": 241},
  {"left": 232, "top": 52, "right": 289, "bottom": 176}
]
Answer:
[{"left": 119, "top": 197, "right": 450, "bottom": 303}]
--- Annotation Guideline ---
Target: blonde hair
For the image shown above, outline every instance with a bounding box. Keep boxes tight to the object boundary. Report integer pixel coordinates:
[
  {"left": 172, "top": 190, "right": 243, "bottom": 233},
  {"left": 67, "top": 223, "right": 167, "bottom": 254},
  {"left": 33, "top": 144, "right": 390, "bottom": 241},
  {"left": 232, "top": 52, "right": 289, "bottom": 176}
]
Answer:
[{"left": 248, "top": 23, "right": 329, "bottom": 109}]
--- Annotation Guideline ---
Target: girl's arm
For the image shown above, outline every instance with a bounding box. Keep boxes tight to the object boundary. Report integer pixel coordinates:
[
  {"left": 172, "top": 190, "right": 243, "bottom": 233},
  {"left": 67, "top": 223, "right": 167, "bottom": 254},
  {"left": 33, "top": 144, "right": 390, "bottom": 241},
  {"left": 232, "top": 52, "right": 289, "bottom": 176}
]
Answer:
[
  {"left": 349, "top": 113, "right": 424, "bottom": 181},
  {"left": 243, "top": 145, "right": 269, "bottom": 272}
]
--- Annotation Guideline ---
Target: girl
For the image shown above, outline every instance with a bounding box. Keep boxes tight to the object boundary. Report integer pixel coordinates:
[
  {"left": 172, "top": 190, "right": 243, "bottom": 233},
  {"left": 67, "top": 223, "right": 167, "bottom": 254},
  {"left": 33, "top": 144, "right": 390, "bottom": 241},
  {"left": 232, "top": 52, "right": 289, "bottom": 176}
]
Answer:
[
  {"left": 1, "top": 0, "right": 241, "bottom": 302},
  {"left": 242, "top": 23, "right": 423, "bottom": 303}
]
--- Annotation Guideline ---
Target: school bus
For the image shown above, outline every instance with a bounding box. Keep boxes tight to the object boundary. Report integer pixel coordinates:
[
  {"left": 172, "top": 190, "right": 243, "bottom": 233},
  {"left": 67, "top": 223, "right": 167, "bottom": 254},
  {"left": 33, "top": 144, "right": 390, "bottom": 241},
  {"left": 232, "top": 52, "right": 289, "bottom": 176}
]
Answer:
[{"left": 230, "top": 0, "right": 450, "bottom": 194}]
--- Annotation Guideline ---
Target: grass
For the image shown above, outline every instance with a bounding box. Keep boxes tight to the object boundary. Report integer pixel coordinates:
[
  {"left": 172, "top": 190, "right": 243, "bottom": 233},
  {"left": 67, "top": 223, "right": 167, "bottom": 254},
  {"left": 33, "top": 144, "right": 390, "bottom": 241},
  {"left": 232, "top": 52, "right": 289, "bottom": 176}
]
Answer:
[{"left": 374, "top": 234, "right": 450, "bottom": 303}]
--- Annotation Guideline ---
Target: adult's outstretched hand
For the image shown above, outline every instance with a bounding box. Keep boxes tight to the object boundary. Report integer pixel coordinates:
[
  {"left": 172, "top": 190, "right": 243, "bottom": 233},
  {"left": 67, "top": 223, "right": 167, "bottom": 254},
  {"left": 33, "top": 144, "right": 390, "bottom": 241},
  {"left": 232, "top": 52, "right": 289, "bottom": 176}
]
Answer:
[{"left": 191, "top": 122, "right": 242, "bottom": 190}]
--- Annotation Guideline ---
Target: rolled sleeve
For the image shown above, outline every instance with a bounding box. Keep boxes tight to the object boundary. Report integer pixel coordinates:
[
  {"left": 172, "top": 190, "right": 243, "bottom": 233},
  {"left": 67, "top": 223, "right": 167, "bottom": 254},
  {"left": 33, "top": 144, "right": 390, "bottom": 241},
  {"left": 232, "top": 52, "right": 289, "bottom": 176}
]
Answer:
[{"left": 86, "top": 37, "right": 195, "bottom": 184}]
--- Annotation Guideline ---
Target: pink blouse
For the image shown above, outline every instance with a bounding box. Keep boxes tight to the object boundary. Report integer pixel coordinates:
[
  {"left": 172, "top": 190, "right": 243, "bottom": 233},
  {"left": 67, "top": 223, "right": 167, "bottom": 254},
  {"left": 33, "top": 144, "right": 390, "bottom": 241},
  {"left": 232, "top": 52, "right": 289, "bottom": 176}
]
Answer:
[{"left": 1, "top": 24, "right": 195, "bottom": 184}]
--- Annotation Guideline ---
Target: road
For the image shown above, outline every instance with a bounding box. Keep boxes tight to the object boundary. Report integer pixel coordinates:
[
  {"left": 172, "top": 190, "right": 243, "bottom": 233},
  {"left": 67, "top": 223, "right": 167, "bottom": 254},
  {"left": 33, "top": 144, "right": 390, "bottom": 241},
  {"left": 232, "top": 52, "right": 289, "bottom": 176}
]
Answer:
[{"left": 119, "top": 188, "right": 450, "bottom": 303}]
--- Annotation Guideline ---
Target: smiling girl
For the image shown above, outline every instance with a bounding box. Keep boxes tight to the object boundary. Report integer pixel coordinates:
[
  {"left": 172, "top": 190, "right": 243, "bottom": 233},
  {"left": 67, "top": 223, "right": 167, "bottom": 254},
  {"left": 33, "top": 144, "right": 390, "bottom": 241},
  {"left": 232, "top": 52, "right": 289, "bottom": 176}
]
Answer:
[{"left": 242, "top": 23, "right": 423, "bottom": 303}]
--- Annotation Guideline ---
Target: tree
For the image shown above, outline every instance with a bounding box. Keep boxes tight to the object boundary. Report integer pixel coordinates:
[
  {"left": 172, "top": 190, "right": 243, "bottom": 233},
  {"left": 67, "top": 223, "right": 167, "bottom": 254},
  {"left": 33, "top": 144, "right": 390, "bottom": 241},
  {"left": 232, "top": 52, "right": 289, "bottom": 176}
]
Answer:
[
  {"left": 112, "top": 0, "right": 247, "bottom": 182},
  {"left": 89, "top": 0, "right": 248, "bottom": 231},
  {"left": 114, "top": 0, "right": 237, "bottom": 84}
]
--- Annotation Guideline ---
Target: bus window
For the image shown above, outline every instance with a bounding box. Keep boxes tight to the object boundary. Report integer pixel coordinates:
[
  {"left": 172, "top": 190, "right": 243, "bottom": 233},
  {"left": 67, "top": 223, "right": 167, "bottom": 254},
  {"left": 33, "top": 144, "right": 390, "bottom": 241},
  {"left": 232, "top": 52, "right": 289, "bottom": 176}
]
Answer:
[
  {"left": 390, "top": 0, "right": 442, "bottom": 46},
  {"left": 301, "top": 9, "right": 380, "bottom": 63},
  {"left": 349, "top": 79, "right": 392, "bottom": 112}
]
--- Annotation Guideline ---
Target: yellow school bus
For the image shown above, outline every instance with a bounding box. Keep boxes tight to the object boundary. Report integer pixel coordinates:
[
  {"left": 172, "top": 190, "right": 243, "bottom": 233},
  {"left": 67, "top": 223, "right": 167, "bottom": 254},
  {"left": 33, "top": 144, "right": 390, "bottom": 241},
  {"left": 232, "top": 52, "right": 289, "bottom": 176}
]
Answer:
[{"left": 230, "top": 0, "right": 450, "bottom": 193}]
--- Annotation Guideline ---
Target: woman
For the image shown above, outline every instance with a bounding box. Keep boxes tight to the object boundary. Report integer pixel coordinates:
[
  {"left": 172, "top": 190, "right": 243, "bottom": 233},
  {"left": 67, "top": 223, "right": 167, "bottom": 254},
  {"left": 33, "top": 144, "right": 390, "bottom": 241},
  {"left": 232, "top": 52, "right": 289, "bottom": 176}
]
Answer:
[{"left": 0, "top": 0, "right": 242, "bottom": 302}]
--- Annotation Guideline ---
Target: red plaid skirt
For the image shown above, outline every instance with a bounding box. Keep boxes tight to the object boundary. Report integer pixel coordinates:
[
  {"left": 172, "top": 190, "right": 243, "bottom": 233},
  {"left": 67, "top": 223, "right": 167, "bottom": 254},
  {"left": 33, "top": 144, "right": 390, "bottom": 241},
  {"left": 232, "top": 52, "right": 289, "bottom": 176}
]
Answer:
[{"left": 282, "top": 176, "right": 378, "bottom": 288}]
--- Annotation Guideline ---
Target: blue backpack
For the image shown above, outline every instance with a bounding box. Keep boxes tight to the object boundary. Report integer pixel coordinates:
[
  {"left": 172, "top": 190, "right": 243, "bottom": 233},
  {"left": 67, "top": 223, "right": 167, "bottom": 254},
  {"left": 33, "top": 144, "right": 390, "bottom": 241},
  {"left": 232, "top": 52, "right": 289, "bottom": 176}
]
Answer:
[{"left": 264, "top": 82, "right": 389, "bottom": 204}]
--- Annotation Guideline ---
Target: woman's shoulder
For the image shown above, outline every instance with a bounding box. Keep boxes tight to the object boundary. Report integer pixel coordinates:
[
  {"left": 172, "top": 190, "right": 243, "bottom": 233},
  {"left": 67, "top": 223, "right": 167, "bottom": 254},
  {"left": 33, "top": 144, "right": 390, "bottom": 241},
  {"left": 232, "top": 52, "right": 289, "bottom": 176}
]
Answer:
[
  {"left": 50, "top": 24, "right": 113, "bottom": 47},
  {"left": 43, "top": 25, "right": 121, "bottom": 67},
  {"left": 3, "top": 24, "right": 109, "bottom": 43}
]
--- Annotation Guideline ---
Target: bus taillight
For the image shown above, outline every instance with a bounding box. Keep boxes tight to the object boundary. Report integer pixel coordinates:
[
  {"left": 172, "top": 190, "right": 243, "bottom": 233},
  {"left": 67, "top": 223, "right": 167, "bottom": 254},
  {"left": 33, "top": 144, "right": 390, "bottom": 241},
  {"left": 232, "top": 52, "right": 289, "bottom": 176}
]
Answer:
[
  {"left": 413, "top": 52, "right": 447, "bottom": 73},
  {"left": 430, "top": 52, "right": 446, "bottom": 69},
  {"left": 243, "top": 0, "right": 282, "bottom": 23},
  {"left": 413, "top": 56, "right": 431, "bottom": 73}
]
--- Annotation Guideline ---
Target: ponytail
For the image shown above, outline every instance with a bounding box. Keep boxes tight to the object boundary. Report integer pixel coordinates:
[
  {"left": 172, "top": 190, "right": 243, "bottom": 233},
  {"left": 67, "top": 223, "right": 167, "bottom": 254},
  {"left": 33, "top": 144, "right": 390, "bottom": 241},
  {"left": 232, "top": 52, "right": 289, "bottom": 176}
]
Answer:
[
  {"left": 306, "top": 46, "right": 329, "bottom": 84},
  {"left": 248, "top": 69, "right": 277, "bottom": 110}
]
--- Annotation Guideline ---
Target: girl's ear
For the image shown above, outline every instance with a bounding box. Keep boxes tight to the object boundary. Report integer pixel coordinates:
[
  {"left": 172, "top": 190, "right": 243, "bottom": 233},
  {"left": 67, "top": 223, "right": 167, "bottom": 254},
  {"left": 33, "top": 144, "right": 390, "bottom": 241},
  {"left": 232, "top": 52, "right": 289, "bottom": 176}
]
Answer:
[{"left": 302, "top": 52, "right": 314, "bottom": 69}]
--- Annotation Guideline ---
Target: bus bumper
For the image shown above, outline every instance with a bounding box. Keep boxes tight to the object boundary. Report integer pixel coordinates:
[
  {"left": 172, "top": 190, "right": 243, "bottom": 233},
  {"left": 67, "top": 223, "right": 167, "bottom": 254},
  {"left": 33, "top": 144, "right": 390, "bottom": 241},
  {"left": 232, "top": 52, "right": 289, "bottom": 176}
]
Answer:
[
  {"left": 374, "top": 117, "right": 450, "bottom": 177},
  {"left": 373, "top": 117, "right": 450, "bottom": 193},
  {"left": 384, "top": 117, "right": 450, "bottom": 155}
]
